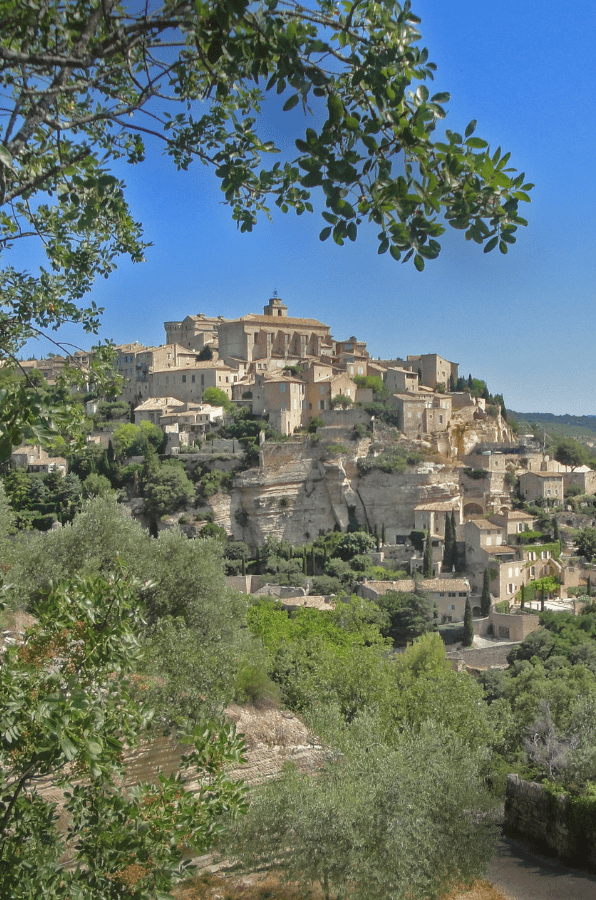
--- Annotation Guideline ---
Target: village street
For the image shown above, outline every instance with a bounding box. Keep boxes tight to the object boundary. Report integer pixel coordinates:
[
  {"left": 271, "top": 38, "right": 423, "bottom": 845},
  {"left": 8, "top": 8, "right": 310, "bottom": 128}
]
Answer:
[{"left": 488, "top": 837, "right": 596, "bottom": 900}]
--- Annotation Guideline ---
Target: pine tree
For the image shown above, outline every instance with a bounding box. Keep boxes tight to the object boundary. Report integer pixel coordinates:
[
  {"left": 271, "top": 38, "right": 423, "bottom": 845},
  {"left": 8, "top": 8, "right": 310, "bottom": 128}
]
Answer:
[
  {"left": 480, "top": 569, "right": 491, "bottom": 617},
  {"left": 423, "top": 535, "right": 433, "bottom": 578},
  {"left": 463, "top": 598, "right": 474, "bottom": 647}
]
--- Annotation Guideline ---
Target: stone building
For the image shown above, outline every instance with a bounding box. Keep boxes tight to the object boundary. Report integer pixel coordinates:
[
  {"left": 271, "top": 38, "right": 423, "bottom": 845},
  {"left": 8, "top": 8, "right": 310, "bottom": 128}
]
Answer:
[
  {"left": 519, "top": 471, "right": 564, "bottom": 504},
  {"left": 217, "top": 297, "right": 332, "bottom": 365}
]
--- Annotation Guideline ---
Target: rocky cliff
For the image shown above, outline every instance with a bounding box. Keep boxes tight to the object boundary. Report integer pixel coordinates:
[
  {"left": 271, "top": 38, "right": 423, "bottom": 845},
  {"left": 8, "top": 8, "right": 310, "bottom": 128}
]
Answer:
[{"left": 192, "top": 416, "right": 516, "bottom": 546}]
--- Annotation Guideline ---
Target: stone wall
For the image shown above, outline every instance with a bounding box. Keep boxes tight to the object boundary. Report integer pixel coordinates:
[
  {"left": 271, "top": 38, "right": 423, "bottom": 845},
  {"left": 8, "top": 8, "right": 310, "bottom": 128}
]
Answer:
[{"left": 504, "top": 774, "right": 596, "bottom": 867}]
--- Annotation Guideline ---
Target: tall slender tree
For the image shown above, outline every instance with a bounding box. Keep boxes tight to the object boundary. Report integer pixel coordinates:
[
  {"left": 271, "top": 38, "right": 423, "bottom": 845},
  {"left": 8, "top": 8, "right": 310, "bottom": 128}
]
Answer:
[
  {"left": 443, "top": 514, "right": 453, "bottom": 572},
  {"left": 480, "top": 569, "right": 492, "bottom": 618},
  {"left": 463, "top": 598, "right": 474, "bottom": 647},
  {"left": 423, "top": 535, "right": 433, "bottom": 578}
]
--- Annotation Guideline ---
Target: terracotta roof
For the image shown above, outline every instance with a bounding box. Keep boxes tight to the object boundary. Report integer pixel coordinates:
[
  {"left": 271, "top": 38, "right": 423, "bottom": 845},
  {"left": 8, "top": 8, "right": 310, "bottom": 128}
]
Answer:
[
  {"left": 229, "top": 314, "right": 330, "bottom": 328},
  {"left": 415, "top": 501, "right": 459, "bottom": 511},
  {"left": 135, "top": 397, "right": 184, "bottom": 410},
  {"left": 363, "top": 577, "right": 470, "bottom": 594},
  {"left": 467, "top": 519, "right": 503, "bottom": 531}
]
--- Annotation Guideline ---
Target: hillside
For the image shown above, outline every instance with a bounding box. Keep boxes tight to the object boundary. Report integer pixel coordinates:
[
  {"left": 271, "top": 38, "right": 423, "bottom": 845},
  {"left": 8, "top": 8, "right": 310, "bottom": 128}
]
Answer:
[{"left": 509, "top": 411, "right": 596, "bottom": 445}]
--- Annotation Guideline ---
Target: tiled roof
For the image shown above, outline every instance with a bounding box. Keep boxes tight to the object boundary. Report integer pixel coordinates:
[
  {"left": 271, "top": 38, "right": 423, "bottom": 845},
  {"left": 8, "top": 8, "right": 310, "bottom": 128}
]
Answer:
[{"left": 231, "top": 314, "right": 330, "bottom": 328}]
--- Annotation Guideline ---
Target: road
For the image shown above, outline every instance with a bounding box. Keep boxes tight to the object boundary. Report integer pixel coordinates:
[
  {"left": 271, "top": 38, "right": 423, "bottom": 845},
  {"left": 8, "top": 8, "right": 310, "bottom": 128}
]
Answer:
[{"left": 488, "top": 837, "right": 596, "bottom": 900}]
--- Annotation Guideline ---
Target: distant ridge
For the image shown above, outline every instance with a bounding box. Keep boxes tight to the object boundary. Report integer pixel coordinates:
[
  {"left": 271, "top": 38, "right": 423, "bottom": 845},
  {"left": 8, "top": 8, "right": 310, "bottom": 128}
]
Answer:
[{"left": 508, "top": 411, "right": 596, "bottom": 441}]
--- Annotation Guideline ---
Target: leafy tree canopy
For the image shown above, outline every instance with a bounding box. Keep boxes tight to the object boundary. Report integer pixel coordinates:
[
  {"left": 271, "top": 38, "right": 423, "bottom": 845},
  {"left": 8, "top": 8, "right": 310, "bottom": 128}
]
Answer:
[
  {"left": 0, "top": 0, "right": 530, "bottom": 455},
  {"left": 554, "top": 437, "right": 590, "bottom": 471}
]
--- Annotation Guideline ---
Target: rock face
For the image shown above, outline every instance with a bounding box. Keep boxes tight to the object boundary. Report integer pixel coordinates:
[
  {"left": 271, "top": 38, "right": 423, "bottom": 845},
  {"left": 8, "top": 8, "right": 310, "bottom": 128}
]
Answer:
[
  {"left": 186, "top": 416, "right": 516, "bottom": 546},
  {"left": 217, "top": 439, "right": 461, "bottom": 547}
]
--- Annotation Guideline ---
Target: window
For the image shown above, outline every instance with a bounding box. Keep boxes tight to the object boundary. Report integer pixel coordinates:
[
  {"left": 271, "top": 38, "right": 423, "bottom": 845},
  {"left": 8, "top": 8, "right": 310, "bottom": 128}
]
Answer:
[
  {"left": 458, "top": 592, "right": 466, "bottom": 597},
  {"left": 280, "top": 384, "right": 285, "bottom": 392},
  {"left": 192, "top": 375, "right": 195, "bottom": 383},
  {"left": 182, "top": 375, "right": 186, "bottom": 383},
  {"left": 320, "top": 400, "right": 325, "bottom": 409},
  {"left": 449, "top": 604, "right": 455, "bottom": 611}
]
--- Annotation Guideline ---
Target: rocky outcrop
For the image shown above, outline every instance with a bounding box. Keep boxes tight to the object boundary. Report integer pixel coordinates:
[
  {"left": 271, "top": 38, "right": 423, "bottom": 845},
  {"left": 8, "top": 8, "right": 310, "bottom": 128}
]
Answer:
[{"left": 222, "top": 439, "right": 462, "bottom": 547}]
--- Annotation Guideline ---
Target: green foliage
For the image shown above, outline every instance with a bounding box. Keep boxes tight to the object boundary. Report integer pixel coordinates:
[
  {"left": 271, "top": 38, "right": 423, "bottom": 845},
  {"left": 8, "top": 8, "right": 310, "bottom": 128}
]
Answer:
[
  {"left": 481, "top": 568, "right": 492, "bottom": 617},
  {"left": 142, "top": 464, "right": 195, "bottom": 520},
  {"left": 463, "top": 597, "right": 474, "bottom": 646},
  {"left": 357, "top": 446, "right": 424, "bottom": 475},
  {"left": 375, "top": 589, "right": 435, "bottom": 646},
  {"left": 228, "top": 720, "right": 498, "bottom": 900},
  {"left": 202, "top": 387, "right": 232, "bottom": 412},
  {"left": 576, "top": 527, "right": 596, "bottom": 561},
  {"left": 0, "top": 574, "right": 247, "bottom": 899},
  {"left": 554, "top": 437, "right": 590, "bottom": 471},
  {"left": 462, "top": 467, "right": 489, "bottom": 480},
  {"left": 329, "top": 394, "right": 352, "bottom": 409},
  {"left": 334, "top": 530, "right": 376, "bottom": 560}
]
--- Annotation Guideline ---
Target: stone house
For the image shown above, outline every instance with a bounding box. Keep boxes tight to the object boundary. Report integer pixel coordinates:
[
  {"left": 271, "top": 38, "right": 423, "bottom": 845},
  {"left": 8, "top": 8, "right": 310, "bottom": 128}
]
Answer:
[
  {"left": 356, "top": 576, "right": 471, "bottom": 623},
  {"left": 135, "top": 361, "right": 239, "bottom": 404},
  {"left": 134, "top": 396, "right": 184, "bottom": 425},
  {"left": 251, "top": 374, "right": 305, "bottom": 435},
  {"left": 163, "top": 313, "right": 225, "bottom": 351},
  {"left": 519, "top": 471, "right": 564, "bottom": 504},
  {"left": 413, "top": 500, "right": 462, "bottom": 539},
  {"left": 302, "top": 366, "right": 357, "bottom": 421},
  {"left": 333, "top": 337, "right": 369, "bottom": 378},
  {"left": 10, "top": 445, "right": 67, "bottom": 475},
  {"left": 488, "top": 509, "right": 536, "bottom": 538},
  {"left": 383, "top": 366, "right": 419, "bottom": 394},
  {"left": 563, "top": 468, "right": 596, "bottom": 495}
]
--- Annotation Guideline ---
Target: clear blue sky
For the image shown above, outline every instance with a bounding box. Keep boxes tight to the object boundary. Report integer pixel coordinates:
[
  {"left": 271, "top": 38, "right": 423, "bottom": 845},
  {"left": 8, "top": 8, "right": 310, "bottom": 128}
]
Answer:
[{"left": 29, "top": 0, "right": 596, "bottom": 415}]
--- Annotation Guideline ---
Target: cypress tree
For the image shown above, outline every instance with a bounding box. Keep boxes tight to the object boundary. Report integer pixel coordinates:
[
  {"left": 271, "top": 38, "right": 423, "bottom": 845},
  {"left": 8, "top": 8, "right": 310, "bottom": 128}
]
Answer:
[
  {"left": 480, "top": 569, "right": 491, "bottom": 617},
  {"left": 450, "top": 512, "right": 457, "bottom": 569},
  {"left": 423, "top": 535, "right": 433, "bottom": 578},
  {"left": 302, "top": 550, "right": 307, "bottom": 574},
  {"left": 255, "top": 546, "right": 261, "bottom": 575},
  {"left": 520, "top": 584, "right": 525, "bottom": 610},
  {"left": 552, "top": 517, "right": 560, "bottom": 542},
  {"left": 463, "top": 599, "right": 474, "bottom": 647},
  {"left": 443, "top": 515, "right": 452, "bottom": 572},
  {"left": 381, "top": 523, "right": 386, "bottom": 544},
  {"left": 241, "top": 555, "right": 246, "bottom": 576},
  {"left": 588, "top": 576, "right": 592, "bottom": 597},
  {"left": 310, "top": 545, "right": 316, "bottom": 576}
]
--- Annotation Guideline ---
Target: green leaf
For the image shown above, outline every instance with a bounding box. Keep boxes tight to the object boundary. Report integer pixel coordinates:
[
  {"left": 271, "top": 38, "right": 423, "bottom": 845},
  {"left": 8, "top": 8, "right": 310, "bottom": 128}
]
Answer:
[
  {"left": 483, "top": 236, "right": 499, "bottom": 253},
  {"left": 319, "top": 227, "right": 332, "bottom": 241},
  {"left": 283, "top": 94, "right": 300, "bottom": 112},
  {"left": 431, "top": 92, "right": 450, "bottom": 103},
  {"left": 414, "top": 254, "right": 425, "bottom": 271},
  {"left": 466, "top": 137, "right": 489, "bottom": 149},
  {"left": 327, "top": 93, "right": 344, "bottom": 124},
  {"left": 465, "top": 120, "right": 477, "bottom": 138}
]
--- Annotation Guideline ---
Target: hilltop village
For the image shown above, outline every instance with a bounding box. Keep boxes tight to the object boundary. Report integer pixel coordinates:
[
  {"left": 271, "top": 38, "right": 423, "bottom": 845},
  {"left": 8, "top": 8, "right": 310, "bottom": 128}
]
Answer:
[{"left": 11, "top": 296, "right": 596, "bottom": 644}]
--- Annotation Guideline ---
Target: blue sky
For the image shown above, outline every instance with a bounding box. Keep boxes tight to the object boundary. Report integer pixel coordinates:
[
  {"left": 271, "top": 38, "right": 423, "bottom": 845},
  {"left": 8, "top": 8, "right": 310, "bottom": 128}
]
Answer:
[{"left": 28, "top": 0, "right": 596, "bottom": 415}]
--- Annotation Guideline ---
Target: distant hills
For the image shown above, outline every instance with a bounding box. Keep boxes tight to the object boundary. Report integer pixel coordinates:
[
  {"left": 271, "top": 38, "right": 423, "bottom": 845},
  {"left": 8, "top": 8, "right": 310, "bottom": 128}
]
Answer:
[{"left": 508, "top": 411, "right": 596, "bottom": 444}]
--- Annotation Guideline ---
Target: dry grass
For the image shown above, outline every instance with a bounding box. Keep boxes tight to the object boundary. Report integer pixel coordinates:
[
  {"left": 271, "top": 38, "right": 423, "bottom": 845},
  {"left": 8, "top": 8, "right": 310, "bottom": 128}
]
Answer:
[{"left": 174, "top": 871, "right": 511, "bottom": 900}]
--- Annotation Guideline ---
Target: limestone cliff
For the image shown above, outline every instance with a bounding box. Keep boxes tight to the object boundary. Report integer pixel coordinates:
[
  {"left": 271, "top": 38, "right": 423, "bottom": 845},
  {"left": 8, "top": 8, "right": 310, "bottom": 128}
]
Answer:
[
  {"left": 205, "top": 439, "right": 459, "bottom": 546},
  {"left": 189, "top": 416, "right": 516, "bottom": 545}
]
